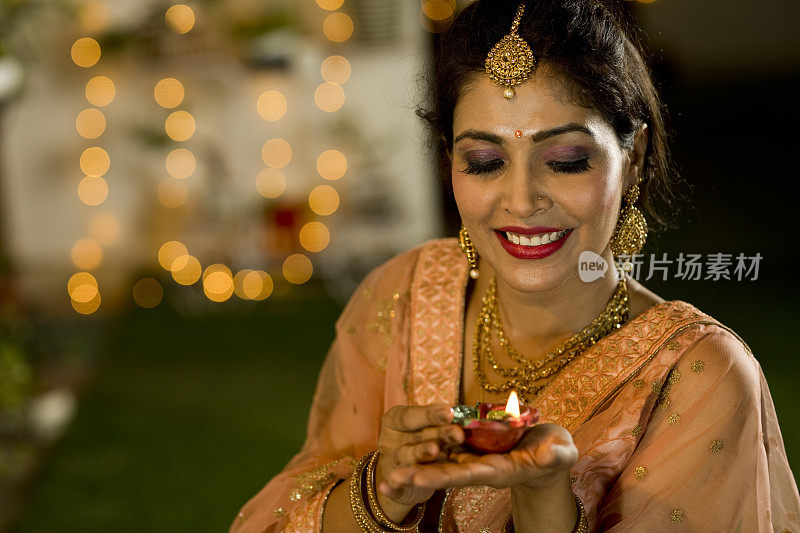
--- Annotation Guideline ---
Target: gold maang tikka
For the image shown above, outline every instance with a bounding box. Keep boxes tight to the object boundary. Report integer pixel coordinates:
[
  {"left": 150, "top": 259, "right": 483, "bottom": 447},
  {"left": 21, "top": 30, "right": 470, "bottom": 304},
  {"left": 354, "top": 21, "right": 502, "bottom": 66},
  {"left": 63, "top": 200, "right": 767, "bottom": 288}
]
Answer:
[{"left": 485, "top": 3, "right": 536, "bottom": 100}]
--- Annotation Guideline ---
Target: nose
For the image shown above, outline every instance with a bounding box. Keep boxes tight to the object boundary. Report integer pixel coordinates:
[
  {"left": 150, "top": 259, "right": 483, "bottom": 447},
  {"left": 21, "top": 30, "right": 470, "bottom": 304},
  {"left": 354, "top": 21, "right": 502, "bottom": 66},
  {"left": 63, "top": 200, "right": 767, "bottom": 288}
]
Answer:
[{"left": 501, "top": 164, "right": 550, "bottom": 219}]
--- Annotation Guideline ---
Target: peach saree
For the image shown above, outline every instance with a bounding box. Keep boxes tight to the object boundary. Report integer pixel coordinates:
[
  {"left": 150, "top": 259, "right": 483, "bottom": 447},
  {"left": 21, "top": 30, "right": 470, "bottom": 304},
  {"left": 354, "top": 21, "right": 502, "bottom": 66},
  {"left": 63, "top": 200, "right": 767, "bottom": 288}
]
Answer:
[{"left": 231, "top": 238, "right": 800, "bottom": 532}]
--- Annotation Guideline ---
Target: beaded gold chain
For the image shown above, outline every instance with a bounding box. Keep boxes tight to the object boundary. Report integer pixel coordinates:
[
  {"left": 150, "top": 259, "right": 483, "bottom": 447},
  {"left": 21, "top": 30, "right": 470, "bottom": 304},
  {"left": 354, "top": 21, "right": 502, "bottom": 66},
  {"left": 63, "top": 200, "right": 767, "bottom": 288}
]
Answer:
[{"left": 473, "top": 275, "right": 630, "bottom": 404}]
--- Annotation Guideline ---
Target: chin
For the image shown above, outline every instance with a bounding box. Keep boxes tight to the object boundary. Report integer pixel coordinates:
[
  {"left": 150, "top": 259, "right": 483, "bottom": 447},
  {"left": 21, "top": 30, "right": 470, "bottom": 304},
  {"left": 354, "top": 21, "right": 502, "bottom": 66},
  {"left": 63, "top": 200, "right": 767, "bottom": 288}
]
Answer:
[{"left": 496, "top": 262, "right": 576, "bottom": 294}]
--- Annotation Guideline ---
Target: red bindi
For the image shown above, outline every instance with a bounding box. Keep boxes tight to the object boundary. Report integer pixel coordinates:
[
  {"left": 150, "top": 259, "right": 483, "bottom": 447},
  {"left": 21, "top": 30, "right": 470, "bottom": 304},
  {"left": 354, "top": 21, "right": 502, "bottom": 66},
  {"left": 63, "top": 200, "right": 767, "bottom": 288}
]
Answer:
[{"left": 514, "top": 130, "right": 523, "bottom": 138}]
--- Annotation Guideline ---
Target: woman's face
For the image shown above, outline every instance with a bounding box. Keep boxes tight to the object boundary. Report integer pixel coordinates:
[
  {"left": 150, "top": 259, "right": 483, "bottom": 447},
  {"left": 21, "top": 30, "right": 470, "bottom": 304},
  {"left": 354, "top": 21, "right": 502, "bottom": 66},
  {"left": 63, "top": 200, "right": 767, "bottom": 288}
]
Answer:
[{"left": 451, "top": 64, "right": 644, "bottom": 294}]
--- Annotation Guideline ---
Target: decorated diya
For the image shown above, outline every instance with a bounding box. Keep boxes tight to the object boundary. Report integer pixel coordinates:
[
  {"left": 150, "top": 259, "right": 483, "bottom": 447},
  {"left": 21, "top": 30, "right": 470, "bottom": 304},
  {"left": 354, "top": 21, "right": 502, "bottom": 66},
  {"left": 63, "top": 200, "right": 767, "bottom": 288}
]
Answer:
[{"left": 451, "top": 391, "right": 540, "bottom": 454}]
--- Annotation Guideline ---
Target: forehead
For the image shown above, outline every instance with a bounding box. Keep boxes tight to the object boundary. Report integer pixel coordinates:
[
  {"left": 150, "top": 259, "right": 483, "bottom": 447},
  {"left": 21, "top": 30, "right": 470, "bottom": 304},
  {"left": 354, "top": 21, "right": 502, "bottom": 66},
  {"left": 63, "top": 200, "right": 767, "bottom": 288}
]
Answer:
[{"left": 453, "top": 65, "right": 605, "bottom": 134}]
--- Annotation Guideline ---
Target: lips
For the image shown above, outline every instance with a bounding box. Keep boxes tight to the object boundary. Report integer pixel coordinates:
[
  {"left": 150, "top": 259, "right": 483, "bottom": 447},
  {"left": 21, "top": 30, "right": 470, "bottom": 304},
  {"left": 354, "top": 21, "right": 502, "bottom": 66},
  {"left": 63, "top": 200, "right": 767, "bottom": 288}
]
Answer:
[{"left": 494, "top": 227, "right": 574, "bottom": 260}]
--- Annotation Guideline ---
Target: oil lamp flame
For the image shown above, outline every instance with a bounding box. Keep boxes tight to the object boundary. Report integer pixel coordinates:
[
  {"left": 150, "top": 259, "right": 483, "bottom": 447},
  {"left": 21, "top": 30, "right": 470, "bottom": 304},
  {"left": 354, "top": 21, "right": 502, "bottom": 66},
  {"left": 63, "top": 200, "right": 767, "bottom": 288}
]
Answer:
[{"left": 506, "top": 391, "right": 521, "bottom": 418}]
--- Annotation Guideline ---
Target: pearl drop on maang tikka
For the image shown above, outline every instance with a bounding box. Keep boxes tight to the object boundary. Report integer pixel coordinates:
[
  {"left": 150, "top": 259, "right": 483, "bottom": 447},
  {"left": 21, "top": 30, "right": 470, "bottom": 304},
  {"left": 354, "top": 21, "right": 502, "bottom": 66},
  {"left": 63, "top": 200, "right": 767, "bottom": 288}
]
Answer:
[{"left": 485, "top": 3, "right": 536, "bottom": 100}]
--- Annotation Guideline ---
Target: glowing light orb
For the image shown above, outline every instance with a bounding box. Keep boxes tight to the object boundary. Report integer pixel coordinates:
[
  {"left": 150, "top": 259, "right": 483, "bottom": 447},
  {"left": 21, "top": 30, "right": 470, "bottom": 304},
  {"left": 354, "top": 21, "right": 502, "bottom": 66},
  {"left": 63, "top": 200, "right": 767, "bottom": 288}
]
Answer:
[
  {"left": 71, "top": 37, "right": 101, "bottom": 68},
  {"left": 283, "top": 254, "right": 313, "bottom": 284},
  {"left": 316, "top": 150, "right": 347, "bottom": 181},
  {"left": 308, "top": 185, "right": 340, "bottom": 216}
]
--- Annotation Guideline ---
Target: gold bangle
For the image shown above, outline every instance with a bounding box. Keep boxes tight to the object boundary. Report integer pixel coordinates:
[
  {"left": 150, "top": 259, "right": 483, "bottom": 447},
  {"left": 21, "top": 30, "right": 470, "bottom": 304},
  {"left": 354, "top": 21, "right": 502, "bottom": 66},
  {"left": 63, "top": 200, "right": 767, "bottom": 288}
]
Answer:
[
  {"left": 573, "top": 492, "right": 589, "bottom": 533},
  {"left": 365, "top": 451, "right": 426, "bottom": 531},
  {"left": 349, "top": 452, "right": 388, "bottom": 532}
]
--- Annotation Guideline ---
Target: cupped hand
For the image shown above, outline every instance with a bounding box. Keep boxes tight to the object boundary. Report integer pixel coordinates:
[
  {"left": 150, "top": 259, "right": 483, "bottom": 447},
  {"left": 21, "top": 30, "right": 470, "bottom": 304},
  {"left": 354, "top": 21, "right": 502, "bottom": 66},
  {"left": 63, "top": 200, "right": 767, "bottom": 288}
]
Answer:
[
  {"left": 380, "top": 423, "right": 577, "bottom": 495},
  {"left": 375, "top": 403, "right": 465, "bottom": 508}
]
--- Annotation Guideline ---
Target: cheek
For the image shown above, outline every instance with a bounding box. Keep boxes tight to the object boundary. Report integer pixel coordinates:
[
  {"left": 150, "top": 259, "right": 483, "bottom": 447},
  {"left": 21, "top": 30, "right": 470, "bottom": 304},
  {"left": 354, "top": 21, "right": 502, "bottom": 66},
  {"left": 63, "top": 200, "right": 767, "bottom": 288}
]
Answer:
[
  {"left": 554, "top": 169, "right": 620, "bottom": 234},
  {"left": 452, "top": 174, "right": 497, "bottom": 222}
]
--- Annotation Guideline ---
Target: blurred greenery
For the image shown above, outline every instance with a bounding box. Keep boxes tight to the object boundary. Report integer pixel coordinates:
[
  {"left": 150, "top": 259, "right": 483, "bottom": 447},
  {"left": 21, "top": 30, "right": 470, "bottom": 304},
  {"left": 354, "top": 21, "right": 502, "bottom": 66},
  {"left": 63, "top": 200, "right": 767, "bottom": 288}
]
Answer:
[
  {"left": 9, "top": 278, "right": 800, "bottom": 532},
  {"left": 11, "top": 283, "right": 342, "bottom": 532}
]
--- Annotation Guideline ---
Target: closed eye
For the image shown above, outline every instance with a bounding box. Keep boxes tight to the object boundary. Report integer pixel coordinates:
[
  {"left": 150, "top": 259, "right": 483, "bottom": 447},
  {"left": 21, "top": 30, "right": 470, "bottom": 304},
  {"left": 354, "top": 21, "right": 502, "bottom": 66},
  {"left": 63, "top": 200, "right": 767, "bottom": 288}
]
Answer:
[
  {"left": 463, "top": 159, "right": 504, "bottom": 175},
  {"left": 547, "top": 157, "right": 591, "bottom": 174}
]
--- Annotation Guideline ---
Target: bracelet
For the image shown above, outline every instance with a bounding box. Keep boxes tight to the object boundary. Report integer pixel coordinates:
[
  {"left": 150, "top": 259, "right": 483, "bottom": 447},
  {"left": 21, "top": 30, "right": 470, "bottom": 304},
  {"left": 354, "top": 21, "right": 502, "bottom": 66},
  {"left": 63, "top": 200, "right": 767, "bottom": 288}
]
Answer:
[
  {"left": 573, "top": 492, "right": 589, "bottom": 533},
  {"left": 366, "top": 451, "right": 426, "bottom": 531},
  {"left": 349, "top": 451, "right": 426, "bottom": 533},
  {"left": 350, "top": 452, "right": 387, "bottom": 532}
]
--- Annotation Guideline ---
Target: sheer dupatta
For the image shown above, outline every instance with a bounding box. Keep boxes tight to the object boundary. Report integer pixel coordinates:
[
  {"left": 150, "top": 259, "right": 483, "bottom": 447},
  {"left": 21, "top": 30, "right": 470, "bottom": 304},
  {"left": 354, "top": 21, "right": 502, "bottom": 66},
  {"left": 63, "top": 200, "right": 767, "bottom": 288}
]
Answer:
[{"left": 230, "top": 239, "right": 800, "bottom": 532}]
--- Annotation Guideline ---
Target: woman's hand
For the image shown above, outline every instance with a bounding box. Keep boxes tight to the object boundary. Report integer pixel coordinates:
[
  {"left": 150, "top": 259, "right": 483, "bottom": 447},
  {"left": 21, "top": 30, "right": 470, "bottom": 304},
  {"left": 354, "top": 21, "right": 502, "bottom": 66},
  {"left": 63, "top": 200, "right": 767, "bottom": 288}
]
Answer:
[
  {"left": 374, "top": 403, "right": 465, "bottom": 515},
  {"left": 380, "top": 423, "right": 578, "bottom": 493}
]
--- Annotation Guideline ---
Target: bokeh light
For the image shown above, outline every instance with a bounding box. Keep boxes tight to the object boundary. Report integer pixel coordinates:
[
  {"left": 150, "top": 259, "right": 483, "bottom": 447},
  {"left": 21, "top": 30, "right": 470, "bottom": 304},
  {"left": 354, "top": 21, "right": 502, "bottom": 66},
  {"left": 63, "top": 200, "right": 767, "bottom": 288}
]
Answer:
[
  {"left": 85, "top": 76, "right": 116, "bottom": 107},
  {"left": 88, "top": 213, "right": 120, "bottom": 245},
  {"left": 257, "top": 91, "right": 287, "bottom": 121},
  {"left": 154, "top": 78, "right": 185, "bottom": 108},
  {"left": 78, "top": 176, "right": 109, "bottom": 206},
  {"left": 165, "top": 110, "right": 196, "bottom": 141},
  {"left": 261, "top": 138, "right": 292, "bottom": 168},
  {"left": 76, "top": 108, "right": 106, "bottom": 139},
  {"left": 321, "top": 55, "right": 351, "bottom": 84},
  {"left": 71, "top": 238, "right": 103, "bottom": 270},
  {"left": 171, "top": 254, "right": 202, "bottom": 285},
  {"left": 308, "top": 185, "right": 340, "bottom": 216},
  {"left": 166, "top": 148, "right": 196, "bottom": 179},
  {"left": 299, "top": 222, "right": 331, "bottom": 253},
  {"left": 323, "top": 13, "right": 354, "bottom": 42},
  {"left": 283, "top": 254, "right": 313, "bottom": 285},
  {"left": 157, "top": 179, "right": 188, "bottom": 208},
  {"left": 68, "top": 272, "right": 98, "bottom": 303},
  {"left": 165, "top": 4, "right": 196, "bottom": 34},
  {"left": 132, "top": 278, "right": 164, "bottom": 308},
  {"left": 314, "top": 82, "right": 345, "bottom": 112},
  {"left": 250, "top": 271, "right": 274, "bottom": 300},
  {"left": 71, "top": 37, "right": 101, "bottom": 68},
  {"left": 79, "top": 1, "right": 108, "bottom": 33},
  {"left": 72, "top": 292, "right": 101, "bottom": 313},
  {"left": 422, "top": 0, "right": 455, "bottom": 21},
  {"left": 203, "top": 264, "right": 234, "bottom": 302},
  {"left": 233, "top": 269, "right": 254, "bottom": 299},
  {"left": 316, "top": 150, "right": 347, "bottom": 181},
  {"left": 80, "top": 147, "right": 110, "bottom": 177},
  {"left": 255, "top": 169, "right": 286, "bottom": 199},
  {"left": 316, "top": 0, "right": 344, "bottom": 10},
  {"left": 72, "top": 293, "right": 101, "bottom": 315},
  {"left": 158, "top": 241, "right": 188, "bottom": 271}
]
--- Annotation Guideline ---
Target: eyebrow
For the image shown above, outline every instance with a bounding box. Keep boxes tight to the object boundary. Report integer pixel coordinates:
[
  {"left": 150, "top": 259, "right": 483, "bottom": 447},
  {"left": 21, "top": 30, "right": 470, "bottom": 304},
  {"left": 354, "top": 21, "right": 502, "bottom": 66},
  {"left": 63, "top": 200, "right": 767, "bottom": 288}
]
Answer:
[{"left": 453, "top": 123, "right": 594, "bottom": 145}]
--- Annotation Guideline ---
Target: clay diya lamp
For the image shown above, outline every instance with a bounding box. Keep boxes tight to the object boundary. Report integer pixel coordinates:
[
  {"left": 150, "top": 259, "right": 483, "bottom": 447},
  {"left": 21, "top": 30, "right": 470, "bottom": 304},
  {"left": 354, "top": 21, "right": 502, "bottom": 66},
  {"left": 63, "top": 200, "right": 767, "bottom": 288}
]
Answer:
[{"left": 451, "top": 391, "right": 540, "bottom": 454}]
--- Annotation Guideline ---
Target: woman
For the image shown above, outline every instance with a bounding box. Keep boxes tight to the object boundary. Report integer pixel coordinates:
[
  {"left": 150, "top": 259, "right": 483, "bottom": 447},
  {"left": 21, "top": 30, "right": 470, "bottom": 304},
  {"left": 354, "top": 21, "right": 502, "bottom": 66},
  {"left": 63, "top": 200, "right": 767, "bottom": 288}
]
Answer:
[{"left": 231, "top": 1, "right": 800, "bottom": 531}]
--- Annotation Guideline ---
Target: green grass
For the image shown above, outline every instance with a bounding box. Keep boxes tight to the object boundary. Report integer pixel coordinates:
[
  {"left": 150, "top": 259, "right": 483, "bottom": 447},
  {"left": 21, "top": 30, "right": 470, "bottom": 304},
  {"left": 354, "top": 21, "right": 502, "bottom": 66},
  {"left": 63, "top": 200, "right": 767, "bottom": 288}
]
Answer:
[
  {"left": 11, "top": 279, "right": 800, "bottom": 532},
  {"left": 12, "top": 286, "right": 342, "bottom": 532}
]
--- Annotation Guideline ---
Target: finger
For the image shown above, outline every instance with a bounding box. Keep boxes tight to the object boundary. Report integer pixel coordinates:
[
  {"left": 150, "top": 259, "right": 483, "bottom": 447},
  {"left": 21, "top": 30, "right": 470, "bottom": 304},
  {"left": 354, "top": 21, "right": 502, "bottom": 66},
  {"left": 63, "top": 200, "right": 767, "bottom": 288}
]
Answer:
[
  {"left": 392, "top": 461, "right": 499, "bottom": 490},
  {"left": 378, "top": 480, "right": 407, "bottom": 502},
  {"left": 383, "top": 404, "right": 453, "bottom": 432},
  {"left": 392, "top": 441, "right": 442, "bottom": 466},
  {"left": 411, "top": 424, "right": 464, "bottom": 446}
]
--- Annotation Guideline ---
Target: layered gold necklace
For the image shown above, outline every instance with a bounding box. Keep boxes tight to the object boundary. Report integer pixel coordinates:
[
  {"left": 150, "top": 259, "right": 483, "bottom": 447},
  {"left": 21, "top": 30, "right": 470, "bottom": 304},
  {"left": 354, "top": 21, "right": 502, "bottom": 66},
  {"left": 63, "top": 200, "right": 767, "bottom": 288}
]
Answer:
[{"left": 473, "top": 275, "right": 630, "bottom": 404}]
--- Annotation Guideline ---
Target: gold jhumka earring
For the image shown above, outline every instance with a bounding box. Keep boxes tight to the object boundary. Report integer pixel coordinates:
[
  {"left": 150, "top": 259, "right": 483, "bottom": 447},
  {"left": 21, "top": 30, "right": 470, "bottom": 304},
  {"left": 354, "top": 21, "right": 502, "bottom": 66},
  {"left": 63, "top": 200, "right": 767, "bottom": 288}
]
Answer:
[
  {"left": 610, "top": 183, "right": 648, "bottom": 271},
  {"left": 458, "top": 225, "right": 480, "bottom": 279},
  {"left": 485, "top": 3, "right": 536, "bottom": 100}
]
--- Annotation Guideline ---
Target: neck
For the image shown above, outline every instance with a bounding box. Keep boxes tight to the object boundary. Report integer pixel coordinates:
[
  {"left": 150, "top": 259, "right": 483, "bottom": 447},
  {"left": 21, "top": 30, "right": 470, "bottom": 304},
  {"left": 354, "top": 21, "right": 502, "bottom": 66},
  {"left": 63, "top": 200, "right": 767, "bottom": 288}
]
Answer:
[{"left": 481, "top": 247, "right": 622, "bottom": 344}]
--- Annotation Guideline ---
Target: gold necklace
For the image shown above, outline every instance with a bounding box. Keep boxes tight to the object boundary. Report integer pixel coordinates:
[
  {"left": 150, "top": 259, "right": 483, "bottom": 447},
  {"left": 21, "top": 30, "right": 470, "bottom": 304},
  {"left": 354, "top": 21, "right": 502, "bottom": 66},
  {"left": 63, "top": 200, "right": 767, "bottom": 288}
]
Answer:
[{"left": 473, "top": 275, "right": 630, "bottom": 404}]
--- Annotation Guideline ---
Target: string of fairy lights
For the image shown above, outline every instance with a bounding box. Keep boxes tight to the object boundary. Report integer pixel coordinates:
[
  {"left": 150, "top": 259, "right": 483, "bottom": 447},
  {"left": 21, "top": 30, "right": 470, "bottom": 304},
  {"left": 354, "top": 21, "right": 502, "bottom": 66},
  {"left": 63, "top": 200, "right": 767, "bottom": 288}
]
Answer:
[{"left": 65, "top": 0, "right": 452, "bottom": 315}]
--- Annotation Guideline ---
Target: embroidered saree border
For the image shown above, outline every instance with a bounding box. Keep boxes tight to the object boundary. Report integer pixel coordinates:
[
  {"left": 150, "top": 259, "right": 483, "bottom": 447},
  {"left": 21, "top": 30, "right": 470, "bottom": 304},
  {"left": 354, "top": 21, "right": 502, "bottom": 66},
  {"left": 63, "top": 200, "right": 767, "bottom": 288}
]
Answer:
[
  {"left": 406, "top": 238, "right": 723, "bottom": 427},
  {"left": 408, "top": 239, "right": 469, "bottom": 406}
]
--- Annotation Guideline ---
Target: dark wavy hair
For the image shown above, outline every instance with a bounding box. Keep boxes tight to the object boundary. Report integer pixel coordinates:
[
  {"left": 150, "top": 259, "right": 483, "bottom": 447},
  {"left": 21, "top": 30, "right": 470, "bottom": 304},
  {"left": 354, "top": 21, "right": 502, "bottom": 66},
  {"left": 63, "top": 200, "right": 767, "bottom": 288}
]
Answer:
[{"left": 417, "top": 0, "right": 687, "bottom": 233}]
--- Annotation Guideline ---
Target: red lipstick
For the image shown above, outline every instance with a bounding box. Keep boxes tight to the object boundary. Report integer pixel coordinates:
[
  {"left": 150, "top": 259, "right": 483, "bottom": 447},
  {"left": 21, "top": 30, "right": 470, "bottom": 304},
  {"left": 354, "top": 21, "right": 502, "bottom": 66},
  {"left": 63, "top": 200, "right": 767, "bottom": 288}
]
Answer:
[{"left": 494, "top": 227, "right": 573, "bottom": 259}]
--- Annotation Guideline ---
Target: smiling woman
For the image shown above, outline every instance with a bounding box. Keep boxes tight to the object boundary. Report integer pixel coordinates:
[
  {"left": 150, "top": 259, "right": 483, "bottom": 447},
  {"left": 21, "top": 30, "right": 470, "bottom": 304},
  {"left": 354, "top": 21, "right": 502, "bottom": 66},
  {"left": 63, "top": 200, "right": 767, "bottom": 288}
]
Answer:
[{"left": 230, "top": 1, "right": 800, "bottom": 532}]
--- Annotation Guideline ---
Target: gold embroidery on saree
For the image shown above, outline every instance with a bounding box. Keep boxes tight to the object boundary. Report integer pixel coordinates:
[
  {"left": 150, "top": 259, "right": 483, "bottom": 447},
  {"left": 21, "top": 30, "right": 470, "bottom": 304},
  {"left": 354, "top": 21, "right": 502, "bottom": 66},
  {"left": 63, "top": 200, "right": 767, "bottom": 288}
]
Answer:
[
  {"left": 670, "top": 509, "right": 686, "bottom": 523},
  {"left": 711, "top": 439, "right": 724, "bottom": 453},
  {"left": 667, "top": 412, "right": 681, "bottom": 426},
  {"left": 691, "top": 360, "right": 705, "bottom": 373},
  {"left": 368, "top": 297, "right": 397, "bottom": 346},
  {"left": 288, "top": 459, "right": 342, "bottom": 501},
  {"left": 634, "top": 466, "right": 647, "bottom": 480}
]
